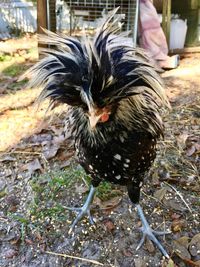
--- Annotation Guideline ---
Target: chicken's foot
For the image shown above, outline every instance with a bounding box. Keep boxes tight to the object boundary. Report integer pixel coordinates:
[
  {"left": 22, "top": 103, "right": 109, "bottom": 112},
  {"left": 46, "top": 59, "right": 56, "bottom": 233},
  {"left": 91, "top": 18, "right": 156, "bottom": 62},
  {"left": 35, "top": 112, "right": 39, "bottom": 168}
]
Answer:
[
  {"left": 135, "top": 204, "right": 170, "bottom": 258},
  {"left": 67, "top": 185, "right": 96, "bottom": 233}
]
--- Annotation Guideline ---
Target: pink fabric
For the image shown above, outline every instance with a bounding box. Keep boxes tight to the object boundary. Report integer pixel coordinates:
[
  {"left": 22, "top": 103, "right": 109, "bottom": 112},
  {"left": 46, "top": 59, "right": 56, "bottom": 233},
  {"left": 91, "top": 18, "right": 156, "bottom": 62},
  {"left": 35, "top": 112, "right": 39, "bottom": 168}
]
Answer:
[{"left": 139, "top": 0, "right": 169, "bottom": 60}]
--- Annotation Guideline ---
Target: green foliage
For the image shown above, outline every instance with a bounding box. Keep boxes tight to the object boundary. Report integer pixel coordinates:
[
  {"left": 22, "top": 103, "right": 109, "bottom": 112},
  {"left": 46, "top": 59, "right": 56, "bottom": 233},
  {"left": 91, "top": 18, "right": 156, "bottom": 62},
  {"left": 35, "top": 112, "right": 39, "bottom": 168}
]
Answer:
[
  {"left": 29, "top": 165, "right": 118, "bottom": 225},
  {"left": 30, "top": 166, "right": 87, "bottom": 223},
  {"left": 96, "top": 181, "right": 116, "bottom": 201},
  {"left": 0, "top": 54, "right": 12, "bottom": 62},
  {"left": 2, "top": 64, "right": 29, "bottom": 77},
  {"left": 7, "top": 78, "right": 28, "bottom": 91}
]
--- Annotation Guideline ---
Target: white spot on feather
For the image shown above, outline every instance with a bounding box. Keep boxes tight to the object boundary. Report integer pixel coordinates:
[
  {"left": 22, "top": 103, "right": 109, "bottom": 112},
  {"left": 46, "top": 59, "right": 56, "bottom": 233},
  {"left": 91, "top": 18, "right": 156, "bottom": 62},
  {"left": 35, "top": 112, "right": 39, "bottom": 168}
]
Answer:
[
  {"left": 115, "top": 175, "right": 121, "bottom": 180},
  {"left": 114, "top": 154, "right": 121, "bottom": 160},
  {"left": 124, "top": 164, "right": 129, "bottom": 168}
]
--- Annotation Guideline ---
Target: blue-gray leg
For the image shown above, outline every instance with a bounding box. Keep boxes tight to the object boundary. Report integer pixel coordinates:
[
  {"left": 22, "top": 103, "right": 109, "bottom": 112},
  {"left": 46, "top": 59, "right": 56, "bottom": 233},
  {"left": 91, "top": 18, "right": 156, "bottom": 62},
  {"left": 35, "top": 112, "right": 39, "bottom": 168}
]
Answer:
[
  {"left": 135, "top": 204, "right": 170, "bottom": 258},
  {"left": 67, "top": 185, "right": 96, "bottom": 233}
]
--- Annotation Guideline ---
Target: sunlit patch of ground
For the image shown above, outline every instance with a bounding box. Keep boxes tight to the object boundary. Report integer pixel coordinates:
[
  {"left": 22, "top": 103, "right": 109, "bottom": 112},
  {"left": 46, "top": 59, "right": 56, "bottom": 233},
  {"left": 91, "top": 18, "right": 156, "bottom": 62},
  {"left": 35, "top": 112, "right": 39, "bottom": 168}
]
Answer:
[{"left": 0, "top": 94, "right": 67, "bottom": 152}]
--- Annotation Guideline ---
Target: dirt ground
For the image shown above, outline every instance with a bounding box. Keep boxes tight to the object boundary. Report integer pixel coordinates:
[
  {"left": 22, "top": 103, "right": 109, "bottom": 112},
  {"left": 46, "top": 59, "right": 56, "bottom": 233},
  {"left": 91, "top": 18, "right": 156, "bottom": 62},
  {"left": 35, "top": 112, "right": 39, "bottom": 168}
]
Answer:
[{"left": 0, "top": 36, "right": 199, "bottom": 267}]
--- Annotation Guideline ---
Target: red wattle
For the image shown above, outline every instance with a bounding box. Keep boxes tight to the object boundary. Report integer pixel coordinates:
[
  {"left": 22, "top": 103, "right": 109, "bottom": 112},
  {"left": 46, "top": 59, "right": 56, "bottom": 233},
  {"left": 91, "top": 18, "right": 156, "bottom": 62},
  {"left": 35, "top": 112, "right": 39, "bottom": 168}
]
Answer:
[{"left": 100, "top": 113, "right": 109, "bottom": 122}]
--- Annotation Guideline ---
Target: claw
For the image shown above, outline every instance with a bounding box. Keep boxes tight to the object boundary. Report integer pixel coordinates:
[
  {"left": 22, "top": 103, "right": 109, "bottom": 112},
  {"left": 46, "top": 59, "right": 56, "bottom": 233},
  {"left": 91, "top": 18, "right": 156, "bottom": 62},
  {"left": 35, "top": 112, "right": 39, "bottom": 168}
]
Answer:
[
  {"left": 135, "top": 204, "right": 170, "bottom": 258},
  {"left": 67, "top": 186, "right": 96, "bottom": 233}
]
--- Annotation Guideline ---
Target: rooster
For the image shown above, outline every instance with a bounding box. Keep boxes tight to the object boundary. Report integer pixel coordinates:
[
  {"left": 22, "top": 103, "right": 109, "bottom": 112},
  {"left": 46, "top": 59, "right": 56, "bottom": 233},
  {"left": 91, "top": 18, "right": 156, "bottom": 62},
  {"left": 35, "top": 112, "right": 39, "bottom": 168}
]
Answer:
[{"left": 27, "top": 8, "right": 170, "bottom": 258}]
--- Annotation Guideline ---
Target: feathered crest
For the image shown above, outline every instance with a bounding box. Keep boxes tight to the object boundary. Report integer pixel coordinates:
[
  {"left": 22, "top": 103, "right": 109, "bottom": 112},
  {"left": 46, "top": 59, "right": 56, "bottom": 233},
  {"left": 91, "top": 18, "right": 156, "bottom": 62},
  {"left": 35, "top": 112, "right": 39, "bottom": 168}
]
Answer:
[{"left": 23, "top": 7, "right": 169, "bottom": 111}]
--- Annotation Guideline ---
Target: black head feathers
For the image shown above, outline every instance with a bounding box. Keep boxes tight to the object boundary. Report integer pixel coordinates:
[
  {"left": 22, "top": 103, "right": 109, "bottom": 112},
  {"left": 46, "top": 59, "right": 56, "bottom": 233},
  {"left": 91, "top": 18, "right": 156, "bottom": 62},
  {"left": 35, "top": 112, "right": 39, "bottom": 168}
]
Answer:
[{"left": 24, "top": 8, "right": 169, "bottom": 111}]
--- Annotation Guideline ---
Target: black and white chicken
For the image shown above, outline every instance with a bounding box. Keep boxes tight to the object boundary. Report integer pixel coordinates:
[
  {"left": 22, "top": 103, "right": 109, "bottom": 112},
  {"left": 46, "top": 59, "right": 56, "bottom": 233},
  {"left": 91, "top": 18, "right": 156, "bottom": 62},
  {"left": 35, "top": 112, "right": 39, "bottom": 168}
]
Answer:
[{"left": 27, "top": 8, "right": 170, "bottom": 258}]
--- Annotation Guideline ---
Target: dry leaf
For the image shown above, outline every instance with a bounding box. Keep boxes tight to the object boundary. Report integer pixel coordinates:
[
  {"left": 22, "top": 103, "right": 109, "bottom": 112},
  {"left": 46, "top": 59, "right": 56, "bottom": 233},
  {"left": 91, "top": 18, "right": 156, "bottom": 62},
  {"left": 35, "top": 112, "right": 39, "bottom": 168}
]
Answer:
[
  {"left": 43, "top": 143, "right": 60, "bottom": 159},
  {"left": 94, "top": 196, "right": 122, "bottom": 210},
  {"left": 123, "top": 249, "right": 132, "bottom": 257},
  {"left": 154, "top": 187, "right": 168, "bottom": 201},
  {"left": 171, "top": 219, "right": 187, "bottom": 232},
  {"left": 0, "top": 156, "right": 15, "bottom": 162},
  {"left": 166, "top": 259, "right": 175, "bottom": 267},
  {"left": 176, "top": 132, "right": 188, "bottom": 149},
  {"left": 164, "top": 199, "right": 186, "bottom": 212},
  {"left": 173, "top": 237, "right": 191, "bottom": 260},
  {"left": 4, "top": 248, "right": 18, "bottom": 258},
  {"left": 171, "top": 213, "right": 182, "bottom": 220},
  {"left": 21, "top": 158, "right": 42, "bottom": 176},
  {"left": 103, "top": 219, "right": 115, "bottom": 232},
  {"left": 134, "top": 258, "right": 147, "bottom": 267},
  {"left": 25, "top": 238, "right": 34, "bottom": 245},
  {"left": 189, "top": 233, "right": 200, "bottom": 257},
  {"left": 145, "top": 238, "right": 155, "bottom": 253},
  {"left": 186, "top": 145, "right": 196, "bottom": 157}
]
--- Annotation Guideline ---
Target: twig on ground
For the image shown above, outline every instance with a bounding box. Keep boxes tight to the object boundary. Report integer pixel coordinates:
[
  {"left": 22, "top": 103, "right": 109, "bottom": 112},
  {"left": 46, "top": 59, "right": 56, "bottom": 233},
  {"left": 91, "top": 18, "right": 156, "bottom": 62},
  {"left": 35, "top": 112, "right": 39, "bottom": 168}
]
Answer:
[
  {"left": 45, "top": 250, "right": 104, "bottom": 266},
  {"left": 163, "top": 182, "right": 193, "bottom": 213}
]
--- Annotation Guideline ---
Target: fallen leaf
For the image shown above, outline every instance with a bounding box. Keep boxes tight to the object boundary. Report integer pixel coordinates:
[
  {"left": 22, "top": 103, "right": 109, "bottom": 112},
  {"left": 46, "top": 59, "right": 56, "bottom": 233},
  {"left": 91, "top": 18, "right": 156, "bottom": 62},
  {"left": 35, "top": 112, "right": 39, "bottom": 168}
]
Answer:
[
  {"left": 164, "top": 199, "right": 186, "bottom": 212},
  {"left": 6, "top": 195, "right": 20, "bottom": 207},
  {"left": 0, "top": 156, "right": 15, "bottom": 162},
  {"left": 173, "top": 237, "right": 191, "bottom": 260},
  {"left": 4, "top": 248, "right": 18, "bottom": 258},
  {"left": 186, "top": 145, "right": 196, "bottom": 157},
  {"left": 57, "top": 149, "right": 74, "bottom": 162},
  {"left": 94, "top": 196, "right": 122, "bottom": 211},
  {"left": 189, "top": 233, "right": 200, "bottom": 257},
  {"left": 134, "top": 258, "right": 147, "bottom": 267},
  {"left": 21, "top": 158, "right": 42, "bottom": 174},
  {"left": 10, "top": 236, "right": 21, "bottom": 245},
  {"left": 103, "top": 219, "right": 115, "bottom": 232},
  {"left": 60, "top": 160, "right": 71, "bottom": 168},
  {"left": 25, "top": 238, "right": 34, "bottom": 245},
  {"left": 123, "top": 249, "right": 132, "bottom": 257},
  {"left": 171, "top": 219, "right": 187, "bottom": 232},
  {"left": 171, "top": 213, "right": 182, "bottom": 220},
  {"left": 154, "top": 187, "right": 168, "bottom": 201},
  {"left": 43, "top": 143, "right": 60, "bottom": 159},
  {"left": 181, "top": 258, "right": 200, "bottom": 267},
  {"left": 176, "top": 132, "right": 188, "bottom": 149},
  {"left": 166, "top": 259, "right": 175, "bottom": 267},
  {"left": 145, "top": 238, "right": 155, "bottom": 253},
  {"left": 151, "top": 172, "right": 160, "bottom": 185}
]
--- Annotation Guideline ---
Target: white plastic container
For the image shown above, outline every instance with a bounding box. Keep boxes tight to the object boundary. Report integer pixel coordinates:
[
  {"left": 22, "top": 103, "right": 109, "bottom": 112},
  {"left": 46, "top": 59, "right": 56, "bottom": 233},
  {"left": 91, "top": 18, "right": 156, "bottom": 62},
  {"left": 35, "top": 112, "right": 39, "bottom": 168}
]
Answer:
[{"left": 169, "top": 19, "right": 187, "bottom": 49}]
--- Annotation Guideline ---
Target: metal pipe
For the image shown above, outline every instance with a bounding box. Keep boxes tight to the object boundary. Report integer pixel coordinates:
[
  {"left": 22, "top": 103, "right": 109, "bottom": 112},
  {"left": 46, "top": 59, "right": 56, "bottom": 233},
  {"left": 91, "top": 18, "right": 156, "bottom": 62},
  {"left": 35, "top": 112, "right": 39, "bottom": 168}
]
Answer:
[{"left": 133, "top": 0, "right": 139, "bottom": 47}]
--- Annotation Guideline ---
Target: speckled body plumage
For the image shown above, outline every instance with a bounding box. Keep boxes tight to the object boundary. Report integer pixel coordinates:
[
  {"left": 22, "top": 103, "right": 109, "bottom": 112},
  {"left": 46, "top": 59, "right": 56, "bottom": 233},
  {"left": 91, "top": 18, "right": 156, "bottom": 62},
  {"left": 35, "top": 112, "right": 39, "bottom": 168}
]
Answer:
[
  {"left": 26, "top": 8, "right": 169, "bottom": 205},
  {"left": 66, "top": 105, "right": 157, "bottom": 202}
]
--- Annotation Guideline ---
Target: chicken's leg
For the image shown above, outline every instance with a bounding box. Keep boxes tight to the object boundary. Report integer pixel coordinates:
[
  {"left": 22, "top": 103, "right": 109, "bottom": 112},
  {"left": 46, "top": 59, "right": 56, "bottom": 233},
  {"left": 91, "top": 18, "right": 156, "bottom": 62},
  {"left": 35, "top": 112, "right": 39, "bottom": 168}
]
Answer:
[
  {"left": 67, "top": 185, "right": 96, "bottom": 233},
  {"left": 135, "top": 204, "right": 170, "bottom": 258}
]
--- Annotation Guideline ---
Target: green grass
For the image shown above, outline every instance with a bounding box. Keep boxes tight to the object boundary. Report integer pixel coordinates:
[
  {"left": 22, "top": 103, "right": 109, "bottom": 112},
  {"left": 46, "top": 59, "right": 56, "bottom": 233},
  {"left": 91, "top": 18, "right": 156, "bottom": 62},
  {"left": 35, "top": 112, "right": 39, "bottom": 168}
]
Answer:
[
  {"left": 30, "top": 165, "right": 89, "bottom": 223},
  {"left": 2, "top": 63, "right": 29, "bottom": 77},
  {"left": 7, "top": 78, "right": 28, "bottom": 91},
  {"left": 29, "top": 164, "right": 120, "bottom": 226},
  {"left": 7, "top": 164, "right": 121, "bottom": 240},
  {"left": 0, "top": 54, "right": 12, "bottom": 62}
]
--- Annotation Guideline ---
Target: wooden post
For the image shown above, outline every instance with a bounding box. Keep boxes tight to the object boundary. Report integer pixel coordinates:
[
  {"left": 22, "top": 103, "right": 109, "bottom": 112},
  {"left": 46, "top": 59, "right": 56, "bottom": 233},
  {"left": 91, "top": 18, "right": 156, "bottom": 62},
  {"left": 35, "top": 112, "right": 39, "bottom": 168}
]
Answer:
[
  {"left": 37, "top": 0, "right": 47, "bottom": 35},
  {"left": 162, "top": 0, "right": 171, "bottom": 46},
  {"left": 37, "top": 0, "right": 48, "bottom": 50}
]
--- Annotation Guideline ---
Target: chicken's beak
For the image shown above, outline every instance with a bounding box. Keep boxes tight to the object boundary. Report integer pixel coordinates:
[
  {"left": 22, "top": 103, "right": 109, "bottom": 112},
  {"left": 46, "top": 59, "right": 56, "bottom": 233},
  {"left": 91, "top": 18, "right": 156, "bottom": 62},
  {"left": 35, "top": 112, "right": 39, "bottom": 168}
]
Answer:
[{"left": 88, "top": 111, "right": 101, "bottom": 129}]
